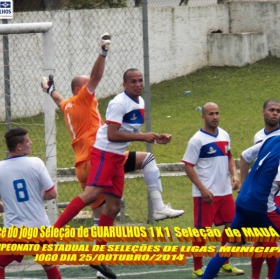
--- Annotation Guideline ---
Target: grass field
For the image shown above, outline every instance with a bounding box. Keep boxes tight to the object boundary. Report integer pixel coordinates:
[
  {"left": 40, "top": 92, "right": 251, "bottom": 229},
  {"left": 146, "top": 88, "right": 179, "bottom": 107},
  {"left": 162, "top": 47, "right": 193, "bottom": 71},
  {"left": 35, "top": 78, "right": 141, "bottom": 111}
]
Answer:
[{"left": 2, "top": 56, "right": 280, "bottom": 279}]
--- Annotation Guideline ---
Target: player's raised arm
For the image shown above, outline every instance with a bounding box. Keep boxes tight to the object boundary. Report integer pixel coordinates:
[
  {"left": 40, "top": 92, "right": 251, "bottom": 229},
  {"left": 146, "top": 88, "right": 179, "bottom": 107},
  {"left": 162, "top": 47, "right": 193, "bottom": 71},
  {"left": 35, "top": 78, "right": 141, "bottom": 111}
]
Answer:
[
  {"left": 41, "top": 75, "right": 64, "bottom": 109},
  {"left": 87, "top": 33, "right": 111, "bottom": 93}
]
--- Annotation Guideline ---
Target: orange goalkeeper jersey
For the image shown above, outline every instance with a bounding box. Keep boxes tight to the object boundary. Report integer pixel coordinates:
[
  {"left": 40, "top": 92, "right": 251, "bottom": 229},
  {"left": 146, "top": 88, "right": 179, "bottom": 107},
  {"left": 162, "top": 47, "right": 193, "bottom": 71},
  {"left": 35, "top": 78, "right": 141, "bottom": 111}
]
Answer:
[{"left": 60, "top": 86, "right": 104, "bottom": 166}]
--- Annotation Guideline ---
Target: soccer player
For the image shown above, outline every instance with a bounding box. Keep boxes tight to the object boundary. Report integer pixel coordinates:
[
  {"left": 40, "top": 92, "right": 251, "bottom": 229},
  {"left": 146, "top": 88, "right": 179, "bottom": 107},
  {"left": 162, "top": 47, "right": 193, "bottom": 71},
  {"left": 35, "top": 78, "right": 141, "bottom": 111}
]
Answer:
[
  {"left": 242, "top": 99, "right": 280, "bottom": 279},
  {"left": 0, "top": 127, "right": 61, "bottom": 279},
  {"left": 202, "top": 134, "right": 280, "bottom": 279},
  {"left": 41, "top": 34, "right": 184, "bottom": 224},
  {"left": 52, "top": 68, "right": 174, "bottom": 277},
  {"left": 182, "top": 102, "right": 244, "bottom": 278}
]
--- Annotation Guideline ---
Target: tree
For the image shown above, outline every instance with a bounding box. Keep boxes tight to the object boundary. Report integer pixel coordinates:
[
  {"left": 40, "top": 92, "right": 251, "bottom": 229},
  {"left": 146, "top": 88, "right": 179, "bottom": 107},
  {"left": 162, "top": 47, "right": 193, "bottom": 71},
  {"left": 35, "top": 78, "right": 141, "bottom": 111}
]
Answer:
[
  {"left": 179, "top": 0, "right": 189, "bottom": 5},
  {"left": 135, "top": 0, "right": 142, "bottom": 7},
  {"left": 63, "top": 0, "right": 127, "bottom": 9}
]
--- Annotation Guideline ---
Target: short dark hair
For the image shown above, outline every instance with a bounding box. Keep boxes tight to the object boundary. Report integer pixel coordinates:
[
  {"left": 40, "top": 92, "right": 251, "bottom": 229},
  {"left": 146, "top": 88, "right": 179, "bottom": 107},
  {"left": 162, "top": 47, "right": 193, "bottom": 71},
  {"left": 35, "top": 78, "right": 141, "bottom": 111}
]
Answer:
[
  {"left": 263, "top": 99, "right": 280, "bottom": 109},
  {"left": 5, "top": 127, "right": 28, "bottom": 152},
  {"left": 123, "top": 68, "right": 140, "bottom": 83}
]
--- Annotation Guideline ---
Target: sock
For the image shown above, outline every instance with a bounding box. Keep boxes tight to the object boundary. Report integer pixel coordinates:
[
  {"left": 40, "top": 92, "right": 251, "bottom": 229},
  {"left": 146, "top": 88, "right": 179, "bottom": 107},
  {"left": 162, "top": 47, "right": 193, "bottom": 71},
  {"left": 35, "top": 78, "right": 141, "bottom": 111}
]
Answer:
[
  {"left": 272, "top": 258, "right": 280, "bottom": 279},
  {"left": 45, "top": 266, "right": 61, "bottom": 279},
  {"left": 221, "top": 229, "right": 229, "bottom": 265},
  {"left": 54, "top": 196, "right": 86, "bottom": 228},
  {"left": 251, "top": 243, "right": 265, "bottom": 279},
  {"left": 0, "top": 267, "right": 5, "bottom": 279},
  {"left": 193, "top": 241, "right": 205, "bottom": 270},
  {"left": 96, "top": 214, "right": 115, "bottom": 246},
  {"left": 201, "top": 253, "right": 229, "bottom": 279},
  {"left": 93, "top": 218, "right": 100, "bottom": 227},
  {"left": 142, "top": 153, "right": 165, "bottom": 211},
  {"left": 265, "top": 242, "right": 277, "bottom": 279}
]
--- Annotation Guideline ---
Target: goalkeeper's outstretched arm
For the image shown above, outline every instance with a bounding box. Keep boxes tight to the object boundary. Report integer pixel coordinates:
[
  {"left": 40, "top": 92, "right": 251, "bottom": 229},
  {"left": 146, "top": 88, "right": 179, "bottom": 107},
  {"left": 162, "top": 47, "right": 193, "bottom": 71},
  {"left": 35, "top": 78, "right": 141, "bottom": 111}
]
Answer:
[
  {"left": 41, "top": 75, "right": 64, "bottom": 109},
  {"left": 87, "top": 33, "right": 111, "bottom": 93}
]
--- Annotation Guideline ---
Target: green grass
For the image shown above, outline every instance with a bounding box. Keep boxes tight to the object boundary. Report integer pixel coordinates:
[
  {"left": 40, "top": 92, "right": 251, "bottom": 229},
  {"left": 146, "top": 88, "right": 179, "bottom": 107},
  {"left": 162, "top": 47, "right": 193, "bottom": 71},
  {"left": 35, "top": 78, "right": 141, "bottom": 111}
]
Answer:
[{"left": 2, "top": 56, "right": 280, "bottom": 279}]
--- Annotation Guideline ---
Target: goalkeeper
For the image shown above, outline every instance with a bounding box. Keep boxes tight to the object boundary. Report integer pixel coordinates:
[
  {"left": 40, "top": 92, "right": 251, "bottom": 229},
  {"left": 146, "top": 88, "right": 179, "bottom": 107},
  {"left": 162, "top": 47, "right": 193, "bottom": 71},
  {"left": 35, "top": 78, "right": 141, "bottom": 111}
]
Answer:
[{"left": 42, "top": 33, "right": 184, "bottom": 278}]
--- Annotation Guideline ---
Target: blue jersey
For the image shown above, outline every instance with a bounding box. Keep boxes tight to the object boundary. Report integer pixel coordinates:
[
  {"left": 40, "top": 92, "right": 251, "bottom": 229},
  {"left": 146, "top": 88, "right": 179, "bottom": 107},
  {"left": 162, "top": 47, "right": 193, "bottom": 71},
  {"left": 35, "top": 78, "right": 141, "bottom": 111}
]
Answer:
[{"left": 236, "top": 135, "right": 280, "bottom": 213}]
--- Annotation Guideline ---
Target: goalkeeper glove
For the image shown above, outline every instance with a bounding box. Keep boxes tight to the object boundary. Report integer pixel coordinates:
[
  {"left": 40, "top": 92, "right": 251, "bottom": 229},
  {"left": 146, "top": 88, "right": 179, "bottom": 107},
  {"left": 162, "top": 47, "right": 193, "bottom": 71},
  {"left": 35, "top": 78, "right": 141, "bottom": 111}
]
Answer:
[
  {"left": 100, "top": 33, "right": 111, "bottom": 57},
  {"left": 41, "top": 75, "right": 55, "bottom": 95}
]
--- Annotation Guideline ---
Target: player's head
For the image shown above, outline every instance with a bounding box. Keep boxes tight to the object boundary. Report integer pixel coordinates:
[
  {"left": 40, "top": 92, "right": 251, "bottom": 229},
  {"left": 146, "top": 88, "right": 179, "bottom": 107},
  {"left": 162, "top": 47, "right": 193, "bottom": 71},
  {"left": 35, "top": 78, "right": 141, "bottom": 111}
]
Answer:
[
  {"left": 123, "top": 68, "right": 143, "bottom": 101},
  {"left": 5, "top": 127, "right": 32, "bottom": 155},
  {"left": 262, "top": 99, "right": 280, "bottom": 128},
  {"left": 201, "top": 102, "right": 220, "bottom": 130},
  {"left": 71, "top": 75, "right": 90, "bottom": 96}
]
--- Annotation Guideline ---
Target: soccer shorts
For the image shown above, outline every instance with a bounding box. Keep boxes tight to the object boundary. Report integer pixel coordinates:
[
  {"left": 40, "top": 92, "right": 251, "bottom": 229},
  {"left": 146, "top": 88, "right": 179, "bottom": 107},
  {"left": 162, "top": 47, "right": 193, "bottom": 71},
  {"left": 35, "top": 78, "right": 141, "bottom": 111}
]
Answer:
[
  {"left": 87, "top": 148, "right": 126, "bottom": 198},
  {"left": 230, "top": 206, "right": 280, "bottom": 236},
  {"left": 76, "top": 151, "right": 136, "bottom": 209},
  {"left": 76, "top": 160, "right": 105, "bottom": 210},
  {"left": 194, "top": 194, "right": 235, "bottom": 228}
]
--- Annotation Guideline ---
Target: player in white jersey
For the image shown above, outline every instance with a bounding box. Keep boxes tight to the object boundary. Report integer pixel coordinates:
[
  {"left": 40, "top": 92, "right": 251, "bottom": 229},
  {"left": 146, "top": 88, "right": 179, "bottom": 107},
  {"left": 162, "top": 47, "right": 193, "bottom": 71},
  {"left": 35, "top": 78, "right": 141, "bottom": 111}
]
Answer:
[
  {"left": 53, "top": 68, "right": 173, "bottom": 279},
  {"left": 182, "top": 102, "right": 243, "bottom": 278},
  {"left": 0, "top": 127, "right": 61, "bottom": 279},
  {"left": 240, "top": 99, "right": 280, "bottom": 279}
]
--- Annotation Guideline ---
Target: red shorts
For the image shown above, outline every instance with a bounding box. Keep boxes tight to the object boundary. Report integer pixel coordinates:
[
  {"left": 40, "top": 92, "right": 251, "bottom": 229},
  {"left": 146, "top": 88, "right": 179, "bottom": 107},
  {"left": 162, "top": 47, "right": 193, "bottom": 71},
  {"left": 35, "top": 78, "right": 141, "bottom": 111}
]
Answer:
[
  {"left": 86, "top": 148, "right": 126, "bottom": 198},
  {"left": 76, "top": 160, "right": 105, "bottom": 210},
  {"left": 0, "top": 240, "right": 48, "bottom": 267},
  {"left": 0, "top": 254, "right": 23, "bottom": 267},
  {"left": 194, "top": 194, "right": 235, "bottom": 228}
]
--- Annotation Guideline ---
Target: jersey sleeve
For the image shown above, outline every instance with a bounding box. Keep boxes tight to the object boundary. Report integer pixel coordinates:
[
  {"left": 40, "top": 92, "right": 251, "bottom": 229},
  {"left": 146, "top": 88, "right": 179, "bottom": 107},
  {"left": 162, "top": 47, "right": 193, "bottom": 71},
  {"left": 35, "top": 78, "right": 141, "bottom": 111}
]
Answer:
[
  {"left": 105, "top": 100, "right": 126, "bottom": 126},
  {"left": 35, "top": 158, "right": 54, "bottom": 192},
  {"left": 242, "top": 142, "right": 262, "bottom": 163},
  {"left": 182, "top": 137, "right": 201, "bottom": 166}
]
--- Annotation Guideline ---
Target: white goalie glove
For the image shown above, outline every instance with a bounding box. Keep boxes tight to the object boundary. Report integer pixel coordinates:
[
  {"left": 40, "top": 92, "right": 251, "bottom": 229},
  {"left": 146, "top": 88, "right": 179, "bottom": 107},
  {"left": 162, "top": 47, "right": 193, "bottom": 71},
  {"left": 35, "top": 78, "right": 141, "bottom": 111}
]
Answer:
[
  {"left": 100, "top": 33, "right": 111, "bottom": 57},
  {"left": 41, "top": 75, "right": 55, "bottom": 95}
]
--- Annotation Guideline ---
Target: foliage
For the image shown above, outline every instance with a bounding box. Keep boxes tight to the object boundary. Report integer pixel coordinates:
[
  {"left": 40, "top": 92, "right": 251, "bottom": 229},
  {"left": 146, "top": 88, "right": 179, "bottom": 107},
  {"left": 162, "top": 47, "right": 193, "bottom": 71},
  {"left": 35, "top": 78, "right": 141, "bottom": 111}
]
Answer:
[{"left": 63, "top": 0, "right": 127, "bottom": 9}]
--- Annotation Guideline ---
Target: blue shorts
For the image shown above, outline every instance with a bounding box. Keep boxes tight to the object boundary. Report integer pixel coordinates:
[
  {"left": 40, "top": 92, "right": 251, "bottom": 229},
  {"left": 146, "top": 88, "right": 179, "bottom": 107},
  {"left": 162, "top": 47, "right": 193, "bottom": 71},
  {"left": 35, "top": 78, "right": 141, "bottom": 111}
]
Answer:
[{"left": 230, "top": 206, "right": 280, "bottom": 243}]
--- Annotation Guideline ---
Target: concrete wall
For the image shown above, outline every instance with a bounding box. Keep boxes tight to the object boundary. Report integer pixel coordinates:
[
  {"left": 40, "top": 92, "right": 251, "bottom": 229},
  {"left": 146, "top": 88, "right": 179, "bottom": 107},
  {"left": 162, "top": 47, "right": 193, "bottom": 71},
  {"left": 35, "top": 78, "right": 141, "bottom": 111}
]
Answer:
[
  {"left": 208, "top": 32, "right": 269, "bottom": 66},
  {"left": 0, "top": 2, "right": 280, "bottom": 119}
]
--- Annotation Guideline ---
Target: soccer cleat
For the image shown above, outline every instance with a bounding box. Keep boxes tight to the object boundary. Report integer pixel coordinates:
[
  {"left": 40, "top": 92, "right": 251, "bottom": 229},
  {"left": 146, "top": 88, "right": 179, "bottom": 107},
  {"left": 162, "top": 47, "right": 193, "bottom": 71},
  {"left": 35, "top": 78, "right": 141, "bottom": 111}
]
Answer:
[
  {"left": 153, "top": 203, "right": 184, "bottom": 221},
  {"left": 192, "top": 266, "right": 205, "bottom": 278},
  {"left": 90, "top": 264, "right": 117, "bottom": 279},
  {"left": 97, "top": 271, "right": 108, "bottom": 279},
  {"left": 219, "top": 263, "right": 245, "bottom": 275}
]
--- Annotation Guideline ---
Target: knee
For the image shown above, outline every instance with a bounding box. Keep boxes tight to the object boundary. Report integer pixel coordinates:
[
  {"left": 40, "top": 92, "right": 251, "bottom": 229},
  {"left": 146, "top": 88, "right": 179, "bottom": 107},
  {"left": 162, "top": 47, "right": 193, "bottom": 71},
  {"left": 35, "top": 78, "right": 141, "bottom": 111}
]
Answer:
[{"left": 104, "top": 202, "right": 121, "bottom": 218}]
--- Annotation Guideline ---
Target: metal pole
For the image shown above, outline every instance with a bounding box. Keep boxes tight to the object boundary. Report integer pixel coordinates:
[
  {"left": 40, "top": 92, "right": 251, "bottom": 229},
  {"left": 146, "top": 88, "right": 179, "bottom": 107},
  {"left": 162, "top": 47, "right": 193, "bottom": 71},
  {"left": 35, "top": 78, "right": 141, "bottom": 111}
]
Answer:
[
  {"left": 142, "top": 0, "right": 154, "bottom": 224},
  {"left": 2, "top": 19, "right": 11, "bottom": 137},
  {"left": 42, "top": 27, "right": 58, "bottom": 224}
]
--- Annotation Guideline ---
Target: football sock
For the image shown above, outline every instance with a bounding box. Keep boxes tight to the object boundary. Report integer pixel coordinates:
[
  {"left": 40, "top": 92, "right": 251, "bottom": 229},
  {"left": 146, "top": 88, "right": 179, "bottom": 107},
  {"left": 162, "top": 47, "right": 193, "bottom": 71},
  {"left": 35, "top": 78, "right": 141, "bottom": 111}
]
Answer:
[
  {"left": 265, "top": 242, "right": 277, "bottom": 279},
  {"left": 201, "top": 253, "right": 229, "bottom": 279},
  {"left": 96, "top": 214, "right": 115, "bottom": 246},
  {"left": 251, "top": 243, "right": 264, "bottom": 279},
  {"left": 45, "top": 266, "right": 61, "bottom": 279},
  {"left": 93, "top": 217, "right": 99, "bottom": 227},
  {"left": 193, "top": 241, "right": 205, "bottom": 270},
  {"left": 221, "top": 229, "right": 229, "bottom": 265},
  {"left": 142, "top": 153, "right": 165, "bottom": 211},
  {"left": 0, "top": 267, "right": 5, "bottom": 278},
  {"left": 54, "top": 196, "right": 86, "bottom": 228}
]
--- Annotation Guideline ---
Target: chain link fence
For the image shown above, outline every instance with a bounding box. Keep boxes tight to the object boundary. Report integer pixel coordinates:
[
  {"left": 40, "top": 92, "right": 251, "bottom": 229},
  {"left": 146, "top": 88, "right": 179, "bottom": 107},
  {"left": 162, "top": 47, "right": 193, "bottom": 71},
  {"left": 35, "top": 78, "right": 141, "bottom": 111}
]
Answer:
[{"left": 0, "top": 0, "right": 219, "bottom": 228}]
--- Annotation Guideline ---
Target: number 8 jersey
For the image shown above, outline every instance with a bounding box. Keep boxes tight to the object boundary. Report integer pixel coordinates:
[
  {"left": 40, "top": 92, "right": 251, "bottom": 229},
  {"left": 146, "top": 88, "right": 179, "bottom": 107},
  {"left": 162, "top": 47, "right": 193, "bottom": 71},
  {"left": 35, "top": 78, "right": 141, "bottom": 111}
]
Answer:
[{"left": 0, "top": 155, "right": 54, "bottom": 228}]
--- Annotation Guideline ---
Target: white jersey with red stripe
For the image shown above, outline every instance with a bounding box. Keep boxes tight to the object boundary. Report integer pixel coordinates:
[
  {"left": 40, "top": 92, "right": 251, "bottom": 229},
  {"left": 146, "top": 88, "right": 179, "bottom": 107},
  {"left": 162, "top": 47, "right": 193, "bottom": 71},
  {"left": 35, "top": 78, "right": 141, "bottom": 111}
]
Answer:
[
  {"left": 0, "top": 156, "right": 53, "bottom": 228},
  {"left": 94, "top": 91, "right": 145, "bottom": 155},
  {"left": 182, "top": 127, "right": 233, "bottom": 197}
]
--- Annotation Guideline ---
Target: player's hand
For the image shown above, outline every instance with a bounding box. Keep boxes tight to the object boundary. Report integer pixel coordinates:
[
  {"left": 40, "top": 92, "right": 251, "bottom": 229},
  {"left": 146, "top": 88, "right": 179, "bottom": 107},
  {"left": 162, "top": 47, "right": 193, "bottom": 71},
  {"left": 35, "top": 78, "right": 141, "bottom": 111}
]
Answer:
[
  {"left": 142, "top": 132, "right": 159, "bottom": 143},
  {"left": 100, "top": 33, "right": 111, "bottom": 57},
  {"left": 41, "top": 75, "right": 55, "bottom": 95},
  {"left": 201, "top": 188, "right": 214, "bottom": 204},
  {"left": 155, "top": 134, "right": 172, "bottom": 144},
  {"left": 232, "top": 175, "right": 241, "bottom": 191}
]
